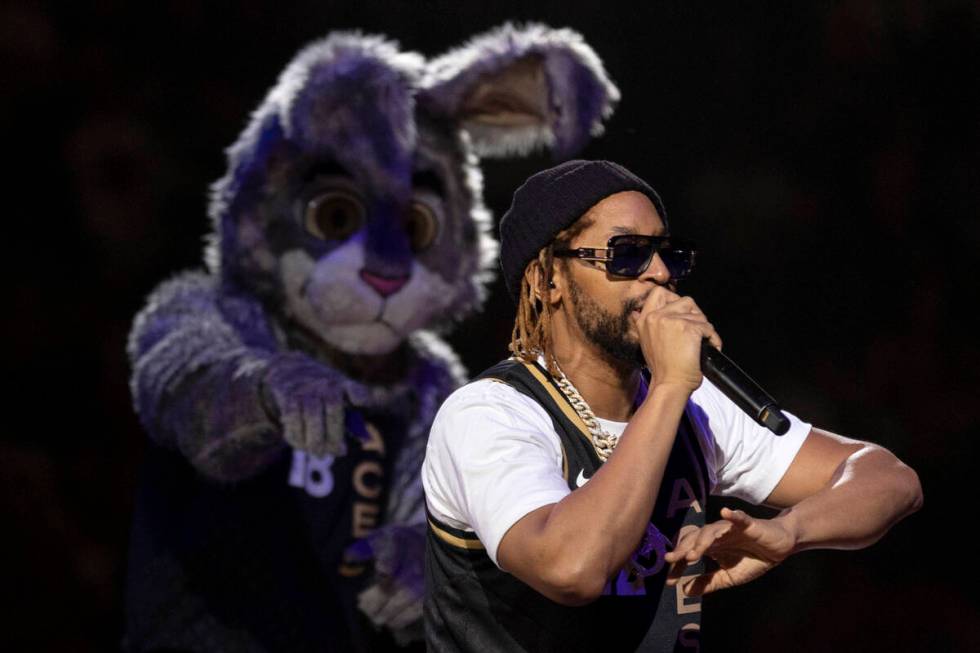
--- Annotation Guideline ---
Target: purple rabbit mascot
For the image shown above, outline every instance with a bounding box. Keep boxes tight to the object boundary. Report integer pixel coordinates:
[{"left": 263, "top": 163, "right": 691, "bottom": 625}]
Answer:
[{"left": 124, "top": 24, "right": 618, "bottom": 653}]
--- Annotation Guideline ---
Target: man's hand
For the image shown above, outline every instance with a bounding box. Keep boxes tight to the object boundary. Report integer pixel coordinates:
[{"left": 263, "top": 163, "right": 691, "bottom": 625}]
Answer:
[
  {"left": 631, "top": 286, "right": 722, "bottom": 392},
  {"left": 664, "top": 507, "right": 796, "bottom": 597}
]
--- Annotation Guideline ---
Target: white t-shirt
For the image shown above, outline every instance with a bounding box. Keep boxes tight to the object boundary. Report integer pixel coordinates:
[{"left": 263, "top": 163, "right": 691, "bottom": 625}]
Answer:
[{"left": 422, "top": 374, "right": 811, "bottom": 566}]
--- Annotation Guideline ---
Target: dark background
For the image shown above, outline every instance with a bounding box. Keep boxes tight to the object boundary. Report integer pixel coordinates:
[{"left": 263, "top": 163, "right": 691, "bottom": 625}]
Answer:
[{"left": 4, "top": 0, "right": 978, "bottom": 650}]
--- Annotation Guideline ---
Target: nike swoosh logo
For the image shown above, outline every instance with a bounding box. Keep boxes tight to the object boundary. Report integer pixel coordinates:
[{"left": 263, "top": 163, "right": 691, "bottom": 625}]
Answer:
[{"left": 576, "top": 470, "right": 591, "bottom": 488}]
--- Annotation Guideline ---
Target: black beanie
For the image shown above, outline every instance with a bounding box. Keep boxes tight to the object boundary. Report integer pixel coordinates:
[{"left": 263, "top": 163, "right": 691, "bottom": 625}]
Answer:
[{"left": 498, "top": 159, "right": 667, "bottom": 303}]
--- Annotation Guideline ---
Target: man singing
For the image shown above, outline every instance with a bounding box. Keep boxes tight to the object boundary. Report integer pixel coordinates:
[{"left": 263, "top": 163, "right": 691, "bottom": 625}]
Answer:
[{"left": 421, "top": 160, "right": 922, "bottom": 651}]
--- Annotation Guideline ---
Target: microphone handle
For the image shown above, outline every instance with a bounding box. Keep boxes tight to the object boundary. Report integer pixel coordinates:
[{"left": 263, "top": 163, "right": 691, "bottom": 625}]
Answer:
[{"left": 700, "top": 340, "right": 790, "bottom": 435}]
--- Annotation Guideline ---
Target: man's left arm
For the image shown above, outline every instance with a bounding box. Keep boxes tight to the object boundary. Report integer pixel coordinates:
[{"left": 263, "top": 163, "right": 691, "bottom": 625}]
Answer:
[
  {"left": 764, "top": 427, "right": 923, "bottom": 549},
  {"left": 665, "top": 428, "right": 923, "bottom": 596}
]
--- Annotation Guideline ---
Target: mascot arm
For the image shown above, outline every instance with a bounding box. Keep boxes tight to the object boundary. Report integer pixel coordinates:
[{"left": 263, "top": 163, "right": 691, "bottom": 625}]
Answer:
[
  {"left": 128, "top": 272, "right": 348, "bottom": 482},
  {"left": 355, "top": 335, "right": 466, "bottom": 641}
]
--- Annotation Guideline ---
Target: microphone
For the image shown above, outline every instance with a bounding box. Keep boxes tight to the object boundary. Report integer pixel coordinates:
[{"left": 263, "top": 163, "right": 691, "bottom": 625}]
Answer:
[{"left": 700, "top": 340, "right": 790, "bottom": 435}]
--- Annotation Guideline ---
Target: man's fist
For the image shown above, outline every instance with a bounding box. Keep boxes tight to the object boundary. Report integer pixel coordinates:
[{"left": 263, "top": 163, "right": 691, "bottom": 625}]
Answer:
[{"left": 631, "top": 287, "right": 722, "bottom": 392}]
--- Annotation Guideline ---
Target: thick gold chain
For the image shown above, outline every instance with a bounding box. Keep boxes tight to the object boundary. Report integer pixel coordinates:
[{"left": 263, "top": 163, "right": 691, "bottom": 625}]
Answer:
[{"left": 553, "top": 364, "right": 619, "bottom": 462}]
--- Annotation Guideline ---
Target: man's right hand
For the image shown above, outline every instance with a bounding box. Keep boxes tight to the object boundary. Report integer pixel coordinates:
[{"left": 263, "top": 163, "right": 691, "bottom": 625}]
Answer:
[{"left": 631, "top": 286, "right": 722, "bottom": 393}]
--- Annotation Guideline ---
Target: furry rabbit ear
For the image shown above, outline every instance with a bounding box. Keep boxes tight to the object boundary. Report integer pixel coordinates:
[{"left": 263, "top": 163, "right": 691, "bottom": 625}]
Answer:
[{"left": 420, "top": 22, "right": 619, "bottom": 159}]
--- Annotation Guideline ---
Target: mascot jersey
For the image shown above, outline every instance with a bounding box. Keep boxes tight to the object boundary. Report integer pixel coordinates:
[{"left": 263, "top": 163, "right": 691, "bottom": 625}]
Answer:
[
  {"left": 424, "top": 359, "right": 710, "bottom": 652},
  {"left": 126, "top": 404, "right": 406, "bottom": 653}
]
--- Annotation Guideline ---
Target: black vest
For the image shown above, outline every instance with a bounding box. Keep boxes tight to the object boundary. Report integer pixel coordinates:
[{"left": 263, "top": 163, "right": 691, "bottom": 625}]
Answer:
[{"left": 425, "top": 359, "right": 710, "bottom": 652}]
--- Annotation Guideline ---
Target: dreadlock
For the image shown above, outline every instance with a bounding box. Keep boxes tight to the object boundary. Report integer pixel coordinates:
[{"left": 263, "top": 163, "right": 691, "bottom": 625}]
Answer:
[{"left": 508, "top": 215, "right": 594, "bottom": 377}]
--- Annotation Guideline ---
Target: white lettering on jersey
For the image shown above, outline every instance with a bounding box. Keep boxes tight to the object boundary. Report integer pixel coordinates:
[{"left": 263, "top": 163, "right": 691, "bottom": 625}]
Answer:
[{"left": 288, "top": 450, "right": 336, "bottom": 498}]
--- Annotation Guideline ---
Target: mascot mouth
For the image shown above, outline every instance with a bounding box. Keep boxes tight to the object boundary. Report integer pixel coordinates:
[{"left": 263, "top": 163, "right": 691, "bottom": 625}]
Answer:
[
  {"left": 371, "top": 300, "right": 406, "bottom": 339},
  {"left": 282, "top": 312, "right": 409, "bottom": 379},
  {"left": 375, "top": 317, "right": 401, "bottom": 338},
  {"left": 299, "top": 283, "right": 403, "bottom": 337}
]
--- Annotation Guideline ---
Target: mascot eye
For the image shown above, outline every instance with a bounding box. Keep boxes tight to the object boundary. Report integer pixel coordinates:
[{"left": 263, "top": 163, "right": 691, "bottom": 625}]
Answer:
[
  {"left": 305, "top": 191, "right": 365, "bottom": 241},
  {"left": 406, "top": 201, "right": 439, "bottom": 252}
]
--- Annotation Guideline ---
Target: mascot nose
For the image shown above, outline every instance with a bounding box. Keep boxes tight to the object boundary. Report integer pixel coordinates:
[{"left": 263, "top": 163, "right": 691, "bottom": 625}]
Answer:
[{"left": 359, "top": 270, "right": 410, "bottom": 298}]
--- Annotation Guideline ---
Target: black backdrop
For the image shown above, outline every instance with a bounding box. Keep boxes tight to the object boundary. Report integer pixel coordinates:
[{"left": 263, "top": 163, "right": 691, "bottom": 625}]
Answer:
[{"left": 4, "top": 1, "right": 979, "bottom": 650}]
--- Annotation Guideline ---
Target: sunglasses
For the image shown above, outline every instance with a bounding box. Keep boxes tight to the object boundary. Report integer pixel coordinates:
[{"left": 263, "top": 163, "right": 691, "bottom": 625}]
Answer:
[{"left": 553, "top": 234, "right": 697, "bottom": 279}]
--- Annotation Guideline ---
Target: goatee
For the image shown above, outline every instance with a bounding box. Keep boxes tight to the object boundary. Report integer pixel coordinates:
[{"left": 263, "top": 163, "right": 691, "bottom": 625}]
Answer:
[{"left": 567, "top": 277, "right": 645, "bottom": 370}]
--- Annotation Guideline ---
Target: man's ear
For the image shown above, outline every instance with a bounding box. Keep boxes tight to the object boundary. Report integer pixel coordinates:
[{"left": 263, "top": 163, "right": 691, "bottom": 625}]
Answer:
[
  {"left": 526, "top": 259, "right": 564, "bottom": 306},
  {"left": 547, "top": 260, "right": 565, "bottom": 307}
]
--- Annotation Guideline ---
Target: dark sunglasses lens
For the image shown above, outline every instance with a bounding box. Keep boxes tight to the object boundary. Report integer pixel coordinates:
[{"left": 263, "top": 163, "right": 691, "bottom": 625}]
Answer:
[
  {"left": 609, "top": 237, "right": 696, "bottom": 278},
  {"left": 659, "top": 247, "right": 695, "bottom": 279},
  {"left": 608, "top": 240, "right": 654, "bottom": 276}
]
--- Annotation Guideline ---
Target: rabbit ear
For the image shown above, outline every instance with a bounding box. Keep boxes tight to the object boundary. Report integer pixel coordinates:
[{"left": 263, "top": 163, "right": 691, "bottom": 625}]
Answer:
[{"left": 420, "top": 23, "right": 619, "bottom": 159}]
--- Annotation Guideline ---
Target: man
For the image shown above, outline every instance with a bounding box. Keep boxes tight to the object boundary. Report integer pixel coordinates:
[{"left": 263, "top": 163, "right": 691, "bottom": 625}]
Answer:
[{"left": 421, "top": 159, "right": 922, "bottom": 652}]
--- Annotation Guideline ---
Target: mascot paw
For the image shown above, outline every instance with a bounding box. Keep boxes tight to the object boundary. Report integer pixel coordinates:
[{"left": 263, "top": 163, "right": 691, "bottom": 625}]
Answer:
[
  {"left": 260, "top": 351, "right": 350, "bottom": 457},
  {"left": 348, "top": 524, "right": 426, "bottom": 639},
  {"left": 358, "top": 577, "right": 423, "bottom": 636}
]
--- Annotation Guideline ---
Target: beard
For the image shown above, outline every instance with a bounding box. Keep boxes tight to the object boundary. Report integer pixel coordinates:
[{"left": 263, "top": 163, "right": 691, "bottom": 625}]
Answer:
[{"left": 566, "top": 275, "right": 645, "bottom": 369}]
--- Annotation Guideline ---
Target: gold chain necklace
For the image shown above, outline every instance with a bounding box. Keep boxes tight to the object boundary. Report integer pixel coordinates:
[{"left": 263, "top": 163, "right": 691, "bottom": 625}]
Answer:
[{"left": 552, "top": 363, "right": 620, "bottom": 462}]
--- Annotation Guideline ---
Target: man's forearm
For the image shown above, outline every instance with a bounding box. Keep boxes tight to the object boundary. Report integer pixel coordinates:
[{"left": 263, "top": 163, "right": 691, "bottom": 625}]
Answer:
[
  {"left": 530, "top": 383, "right": 692, "bottom": 595},
  {"left": 775, "top": 445, "right": 923, "bottom": 553}
]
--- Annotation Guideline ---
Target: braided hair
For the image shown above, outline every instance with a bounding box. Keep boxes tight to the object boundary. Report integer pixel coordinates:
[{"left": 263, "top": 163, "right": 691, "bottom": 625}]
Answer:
[{"left": 508, "top": 215, "right": 594, "bottom": 377}]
